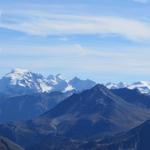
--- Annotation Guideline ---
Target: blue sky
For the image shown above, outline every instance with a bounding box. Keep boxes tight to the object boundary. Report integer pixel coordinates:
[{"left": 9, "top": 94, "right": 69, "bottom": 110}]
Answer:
[{"left": 0, "top": 0, "right": 150, "bottom": 83}]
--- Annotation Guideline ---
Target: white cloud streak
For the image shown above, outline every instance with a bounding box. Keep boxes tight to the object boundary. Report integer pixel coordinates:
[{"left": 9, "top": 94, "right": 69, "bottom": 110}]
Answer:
[
  {"left": 1, "top": 44, "right": 150, "bottom": 75},
  {"left": 1, "top": 11, "right": 150, "bottom": 41}
]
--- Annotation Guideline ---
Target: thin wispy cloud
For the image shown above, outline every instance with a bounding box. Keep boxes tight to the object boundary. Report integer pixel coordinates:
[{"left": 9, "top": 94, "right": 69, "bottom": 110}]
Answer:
[
  {"left": 1, "top": 11, "right": 150, "bottom": 42},
  {"left": 1, "top": 44, "right": 150, "bottom": 75}
]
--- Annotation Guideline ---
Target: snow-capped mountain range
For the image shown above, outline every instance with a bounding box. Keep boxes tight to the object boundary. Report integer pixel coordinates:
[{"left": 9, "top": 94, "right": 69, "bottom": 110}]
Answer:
[
  {"left": 0, "top": 68, "right": 150, "bottom": 96},
  {"left": 105, "top": 81, "right": 150, "bottom": 95},
  {"left": 0, "top": 69, "right": 96, "bottom": 96}
]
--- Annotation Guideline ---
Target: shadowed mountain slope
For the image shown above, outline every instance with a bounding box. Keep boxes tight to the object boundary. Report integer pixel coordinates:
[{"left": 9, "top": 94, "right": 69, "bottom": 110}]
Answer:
[
  {"left": 0, "top": 136, "right": 24, "bottom": 150},
  {"left": 0, "top": 85, "right": 150, "bottom": 150},
  {"left": 112, "top": 88, "right": 150, "bottom": 108},
  {"left": 0, "top": 92, "right": 71, "bottom": 123},
  {"left": 81, "top": 119, "right": 150, "bottom": 150}
]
